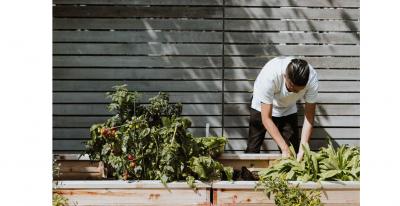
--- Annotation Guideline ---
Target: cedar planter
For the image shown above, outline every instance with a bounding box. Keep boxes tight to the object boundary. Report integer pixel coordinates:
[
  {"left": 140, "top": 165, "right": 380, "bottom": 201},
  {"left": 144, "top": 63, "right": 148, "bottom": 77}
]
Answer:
[
  {"left": 212, "top": 181, "right": 360, "bottom": 206},
  {"left": 53, "top": 180, "right": 211, "bottom": 206},
  {"left": 54, "top": 154, "right": 282, "bottom": 180}
]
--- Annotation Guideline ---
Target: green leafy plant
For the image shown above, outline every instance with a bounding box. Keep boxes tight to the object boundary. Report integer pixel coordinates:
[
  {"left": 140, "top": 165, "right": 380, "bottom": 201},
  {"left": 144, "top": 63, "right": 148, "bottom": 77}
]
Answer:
[
  {"left": 53, "top": 194, "right": 69, "bottom": 206},
  {"left": 258, "top": 142, "right": 360, "bottom": 182},
  {"left": 53, "top": 158, "right": 70, "bottom": 206},
  {"left": 257, "top": 176, "right": 323, "bottom": 206},
  {"left": 84, "top": 85, "right": 232, "bottom": 186}
]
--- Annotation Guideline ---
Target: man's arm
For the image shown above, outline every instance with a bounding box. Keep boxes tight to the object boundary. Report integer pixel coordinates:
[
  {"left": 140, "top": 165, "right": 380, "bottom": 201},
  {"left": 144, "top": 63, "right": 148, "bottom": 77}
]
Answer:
[
  {"left": 260, "top": 103, "right": 290, "bottom": 157},
  {"left": 297, "top": 103, "right": 316, "bottom": 161}
]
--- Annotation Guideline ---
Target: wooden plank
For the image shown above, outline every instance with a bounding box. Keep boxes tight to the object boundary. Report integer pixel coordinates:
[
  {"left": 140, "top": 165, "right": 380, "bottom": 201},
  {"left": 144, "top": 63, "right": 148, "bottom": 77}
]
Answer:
[
  {"left": 53, "top": 128, "right": 222, "bottom": 140},
  {"left": 58, "top": 160, "right": 101, "bottom": 173},
  {"left": 225, "top": 8, "right": 359, "bottom": 20},
  {"left": 223, "top": 128, "right": 360, "bottom": 139},
  {"left": 224, "top": 92, "right": 360, "bottom": 104},
  {"left": 224, "top": 139, "right": 359, "bottom": 151},
  {"left": 53, "top": 103, "right": 359, "bottom": 116},
  {"left": 225, "top": 0, "right": 360, "bottom": 8},
  {"left": 54, "top": 0, "right": 223, "bottom": 5},
  {"left": 224, "top": 81, "right": 360, "bottom": 92},
  {"left": 53, "top": 104, "right": 222, "bottom": 115},
  {"left": 53, "top": 18, "right": 222, "bottom": 30},
  {"left": 224, "top": 116, "right": 360, "bottom": 127},
  {"left": 54, "top": 138, "right": 359, "bottom": 151},
  {"left": 225, "top": 32, "right": 359, "bottom": 44},
  {"left": 55, "top": 180, "right": 211, "bottom": 189},
  {"left": 54, "top": 43, "right": 222, "bottom": 55},
  {"left": 53, "top": 56, "right": 222, "bottom": 67},
  {"left": 53, "top": 6, "right": 222, "bottom": 18},
  {"left": 224, "top": 45, "right": 359, "bottom": 56},
  {"left": 225, "top": 20, "right": 359, "bottom": 31},
  {"left": 53, "top": 68, "right": 222, "bottom": 80},
  {"left": 53, "top": 116, "right": 222, "bottom": 127},
  {"left": 212, "top": 180, "right": 360, "bottom": 189},
  {"left": 224, "top": 69, "right": 359, "bottom": 81},
  {"left": 54, "top": 188, "right": 210, "bottom": 205},
  {"left": 53, "top": 92, "right": 222, "bottom": 103},
  {"left": 53, "top": 31, "right": 222, "bottom": 43},
  {"left": 224, "top": 57, "right": 360, "bottom": 68},
  {"left": 224, "top": 104, "right": 360, "bottom": 115},
  {"left": 53, "top": 80, "right": 222, "bottom": 92},
  {"left": 213, "top": 182, "right": 359, "bottom": 205}
]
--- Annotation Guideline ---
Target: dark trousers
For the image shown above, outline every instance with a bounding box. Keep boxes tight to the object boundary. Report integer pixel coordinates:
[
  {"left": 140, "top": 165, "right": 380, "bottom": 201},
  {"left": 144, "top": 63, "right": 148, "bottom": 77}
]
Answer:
[{"left": 245, "top": 108, "right": 300, "bottom": 154}]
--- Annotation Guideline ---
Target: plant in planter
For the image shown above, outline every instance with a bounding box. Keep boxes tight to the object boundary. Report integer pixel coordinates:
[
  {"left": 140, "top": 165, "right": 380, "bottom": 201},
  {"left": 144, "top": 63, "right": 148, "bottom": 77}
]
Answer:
[
  {"left": 84, "top": 85, "right": 232, "bottom": 186},
  {"left": 258, "top": 142, "right": 360, "bottom": 182},
  {"left": 53, "top": 158, "right": 69, "bottom": 206},
  {"left": 257, "top": 176, "right": 323, "bottom": 206}
]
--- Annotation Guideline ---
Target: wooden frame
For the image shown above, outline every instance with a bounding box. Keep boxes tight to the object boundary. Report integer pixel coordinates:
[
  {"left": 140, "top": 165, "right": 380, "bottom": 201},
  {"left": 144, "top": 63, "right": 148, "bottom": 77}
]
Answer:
[
  {"left": 212, "top": 181, "right": 360, "bottom": 206},
  {"left": 54, "top": 180, "right": 211, "bottom": 206}
]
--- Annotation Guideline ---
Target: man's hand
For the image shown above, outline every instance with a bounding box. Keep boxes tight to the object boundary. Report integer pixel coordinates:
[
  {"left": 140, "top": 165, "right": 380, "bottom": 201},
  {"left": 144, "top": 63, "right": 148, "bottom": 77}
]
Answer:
[
  {"left": 282, "top": 147, "right": 291, "bottom": 158},
  {"left": 296, "top": 149, "right": 304, "bottom": 161}
]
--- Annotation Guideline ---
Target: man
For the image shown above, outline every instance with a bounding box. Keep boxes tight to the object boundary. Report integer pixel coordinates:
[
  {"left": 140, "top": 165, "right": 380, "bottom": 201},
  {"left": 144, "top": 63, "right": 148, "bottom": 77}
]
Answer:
[{"left": 245, "top": 56, "right": 318, "bottom": 161}]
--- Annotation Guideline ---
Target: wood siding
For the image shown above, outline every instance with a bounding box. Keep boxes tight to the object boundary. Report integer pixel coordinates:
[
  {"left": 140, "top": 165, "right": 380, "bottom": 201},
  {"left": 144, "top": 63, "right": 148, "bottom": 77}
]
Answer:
[{"left": 53, "top": 0, "right": 360, "bottom": 153}]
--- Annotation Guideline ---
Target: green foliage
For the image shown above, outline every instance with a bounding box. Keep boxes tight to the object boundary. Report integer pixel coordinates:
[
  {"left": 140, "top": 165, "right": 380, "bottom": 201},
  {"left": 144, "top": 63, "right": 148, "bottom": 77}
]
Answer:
[
  {"left": 84, "top": 85, "right": 232, "bottom": 186},
  {"left": 53, "top": 158, "right": 61, "bottom": 179},
  {"left": 257, "top": 176, "right": 323, "bottom": 206},
  {"left": 52, "top": 194, "right": 69, "bottom": 206},
  {"left": 53, "top": 158, "right": 70, "bottom": 206},
  {"left": 258, "top": 142, "right": 360, "bottom": 182}
]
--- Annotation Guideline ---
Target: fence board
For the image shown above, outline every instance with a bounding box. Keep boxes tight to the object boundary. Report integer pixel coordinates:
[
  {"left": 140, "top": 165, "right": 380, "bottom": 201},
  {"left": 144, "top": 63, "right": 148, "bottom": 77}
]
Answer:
[
  {"left": 225, "top": 20, "right": 359, "bottom": 31},
  {"left": 224, "top": 116, "right": 360, "bottom": 127},
  {"left": 225, "top": 0, "right": 360, "bottom": 8},
  {"left": 53, "top": 80, "right": 222, "bottom": 92},
  {"left": 224, "top": 45, "right": 359, "bottom": 56},
  {"left": 224, "top": 81, "right": 360, "bottom": 92},
  {"left": 54, "top": 43, "right": 222, "bottom": 55},
  {"left": 224, "top": 92, "right": 360, "bottom": 104},
  {"left": 54, "top": 104, "right": 222, "bottom": 115},
  {"left": 53, "top": 56, "right": 222, "bottom": 67},
  {"left": 53, "top": 116, "right": 222, "bottom": 127},
  {"left": 223, "top": 128, "right": 360, "bottom": 139},
  {"left": 53, "top": 18, "right": 222, "bottom": 30},
  {"left": 225, "top": 69, "right": 359, "bottom": 80},
  {"left": 53, "top": 115, "right": 358, "bottom": 128},
  {"left": 224, "top": 57, "right": 359, "bottom": 68},
  {"left": 53, "top": 92, "right": 222, "bottom": 103},
  {"left": 54, "top": 6, "right": 222, "bottom": 18},
  {"left": 54, "top": 68, "right": 222, "bottom": 80},
  {"left": 53, "top": 31, "right": 223, "bottom": 43},
  {"left": 225, "top": 139, "right": 359, "bottom": 151},
  {"left": 53, "top": 139, "right": 359, "bottom": 151},
  {"left": 225, "top": 32, "right": 359, "bottom": 44},
  {"left": 53, "top": 104, "right": 358, "bottom": 116},
  {"left": 225, "top": 8, "right": 359, "bottom": 20},
  {"left": 54, "top": 0, "right": 223, "bottom": 5},
  {"left": 53, "top": 128, "right": 222, "bottom": 140},
  {"left": 224, "top": 104, "right": 360, "bottom": 115}
]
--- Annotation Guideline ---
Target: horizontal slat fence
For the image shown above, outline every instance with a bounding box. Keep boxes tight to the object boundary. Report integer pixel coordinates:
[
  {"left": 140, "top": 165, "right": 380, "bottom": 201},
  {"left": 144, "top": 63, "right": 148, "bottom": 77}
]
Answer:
[{"left": 53, "top": 0, "right": 359, "bottom": 153}]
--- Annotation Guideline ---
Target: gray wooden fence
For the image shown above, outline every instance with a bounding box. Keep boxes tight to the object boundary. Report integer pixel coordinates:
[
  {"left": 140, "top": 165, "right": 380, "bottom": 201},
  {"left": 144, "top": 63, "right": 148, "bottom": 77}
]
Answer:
[{"left": 53, "top": 0, "right": 360, "bottom": 153}]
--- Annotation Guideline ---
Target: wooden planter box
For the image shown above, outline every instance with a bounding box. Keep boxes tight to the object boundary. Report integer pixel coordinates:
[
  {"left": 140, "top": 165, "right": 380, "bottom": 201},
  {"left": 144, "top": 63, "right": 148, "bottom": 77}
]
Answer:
[
  {"left": 53, "top": 180, "right": 211, "bottom": 206},
  {"left": 54, "top": 154, "right": 281, "bottom": 180},
  {"left": 212, "top": 181, "right": 360, "bottom": 206}
]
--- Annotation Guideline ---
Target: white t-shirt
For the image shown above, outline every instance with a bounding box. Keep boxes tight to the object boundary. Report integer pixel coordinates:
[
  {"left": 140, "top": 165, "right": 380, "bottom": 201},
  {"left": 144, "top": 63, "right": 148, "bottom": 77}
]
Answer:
[{"left": 251, "top": 56, "right": 319, "bottom": 117}]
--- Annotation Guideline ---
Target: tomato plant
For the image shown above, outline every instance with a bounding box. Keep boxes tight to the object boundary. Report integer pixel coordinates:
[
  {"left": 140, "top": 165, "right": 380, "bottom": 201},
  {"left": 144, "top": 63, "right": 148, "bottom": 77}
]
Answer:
[{"left": 84, "top": 85, "right": 232, "bottom": 186}]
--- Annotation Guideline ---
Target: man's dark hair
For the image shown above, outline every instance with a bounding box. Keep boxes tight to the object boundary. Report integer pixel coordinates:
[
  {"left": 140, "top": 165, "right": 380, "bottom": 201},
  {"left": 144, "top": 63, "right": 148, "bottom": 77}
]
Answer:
[{"left": 286, "top": 59, "right": 310, "bottom": 86}]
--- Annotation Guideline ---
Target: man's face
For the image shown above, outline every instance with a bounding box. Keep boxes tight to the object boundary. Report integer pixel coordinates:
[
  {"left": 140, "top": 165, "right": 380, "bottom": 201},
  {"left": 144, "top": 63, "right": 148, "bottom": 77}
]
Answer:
[{"left": 284, "top": 74, "right": 306, "bottom": 93}]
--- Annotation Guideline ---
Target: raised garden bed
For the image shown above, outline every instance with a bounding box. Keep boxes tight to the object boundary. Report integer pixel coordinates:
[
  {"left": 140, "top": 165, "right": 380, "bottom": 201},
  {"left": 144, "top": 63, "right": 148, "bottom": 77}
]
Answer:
[
  {"left": 54, "top": 153, "right": 281, "bottom": 180},
  {"left": 54, "top": 180, "right": 211, "bottom": 206},
  {"left": 212, "top": 181, "right": 360, "bottom": 206}
]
